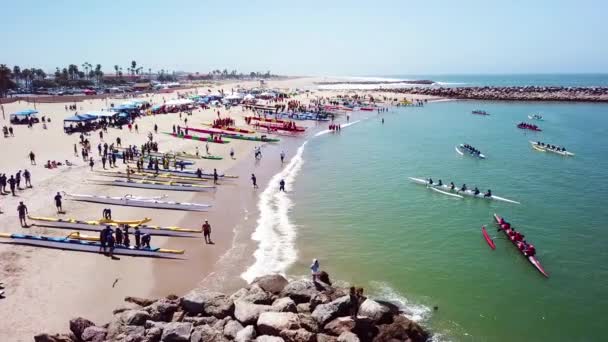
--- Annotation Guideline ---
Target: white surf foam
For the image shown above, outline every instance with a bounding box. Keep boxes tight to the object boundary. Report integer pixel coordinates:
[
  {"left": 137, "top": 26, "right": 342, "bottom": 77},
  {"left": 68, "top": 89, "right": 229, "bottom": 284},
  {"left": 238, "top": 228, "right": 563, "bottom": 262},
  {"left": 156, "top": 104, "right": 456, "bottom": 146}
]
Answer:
[
  {"left": 369, "top": 281, "right": 432, "bottom": 322},
  {"left": 241, "top": 141, "right": 308, "bottom": 283},
  {"left": 314, "top": 120, "right": 362, "bottom": 137}
]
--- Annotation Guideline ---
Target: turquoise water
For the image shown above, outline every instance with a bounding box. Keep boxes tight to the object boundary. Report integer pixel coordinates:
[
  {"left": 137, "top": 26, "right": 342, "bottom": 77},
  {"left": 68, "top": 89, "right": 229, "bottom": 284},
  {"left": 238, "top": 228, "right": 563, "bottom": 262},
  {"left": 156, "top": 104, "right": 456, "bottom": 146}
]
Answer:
[
  {"left": 385, "top": 74, "right": 608, "bottom": 87},
  {"left": 289, "top": 101, "right": 608, "bottom": 341}
]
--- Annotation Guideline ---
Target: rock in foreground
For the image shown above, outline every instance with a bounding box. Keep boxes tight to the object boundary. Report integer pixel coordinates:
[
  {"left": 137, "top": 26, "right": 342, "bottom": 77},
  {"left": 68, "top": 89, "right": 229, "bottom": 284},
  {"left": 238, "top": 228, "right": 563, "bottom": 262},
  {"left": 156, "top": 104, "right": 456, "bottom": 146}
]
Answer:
[{"left": 40, "top": 274, "right": 430, "bottom": 341}]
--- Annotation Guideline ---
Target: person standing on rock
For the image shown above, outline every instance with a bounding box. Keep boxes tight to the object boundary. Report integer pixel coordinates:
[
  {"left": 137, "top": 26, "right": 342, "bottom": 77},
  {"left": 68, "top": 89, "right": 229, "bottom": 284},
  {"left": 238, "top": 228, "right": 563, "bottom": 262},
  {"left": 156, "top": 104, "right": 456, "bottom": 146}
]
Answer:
[
  {"left": 310, "top": 259, "right": 320, "bottom": 282},
  {"left": 202, "top": 220, "right": 212, "bottom": 244}
]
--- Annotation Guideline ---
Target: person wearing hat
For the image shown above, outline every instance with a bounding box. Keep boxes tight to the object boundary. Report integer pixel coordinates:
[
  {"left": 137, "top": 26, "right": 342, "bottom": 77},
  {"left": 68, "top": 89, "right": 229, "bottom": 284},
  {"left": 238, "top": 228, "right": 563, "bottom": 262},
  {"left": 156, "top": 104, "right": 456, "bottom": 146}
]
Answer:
[{"left": 202, "top": 220, "right": 212, "bottom": 244}]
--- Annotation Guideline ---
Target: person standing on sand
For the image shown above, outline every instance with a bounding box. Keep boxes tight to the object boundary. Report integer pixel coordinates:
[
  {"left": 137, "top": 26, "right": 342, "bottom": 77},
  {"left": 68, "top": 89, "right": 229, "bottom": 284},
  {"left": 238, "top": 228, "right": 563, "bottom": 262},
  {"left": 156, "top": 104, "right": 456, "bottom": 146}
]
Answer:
[
  {"left": 15, "top": 170, "right": 22, "bottom": 190},
  {"left": 89, "top": 157, "right": 94, "bottom": 171},
  {"left": 205, "top": 143, "right": 209, "bottom": 155},
  {"left": 213, "top": 169, "right": 219, "bottom": 185},
  {"left": 29, "top": 151, "right": 36, "bottom": 165},
  {"left": 230, "top": 147, "right": 235, "bottom": 159},
  {"left": 54, "top": 192, "right": 63, "bottom": 213},
  {"left": 279, "top": 179, "right": 285, "bottom": 192},
  {"left": 101, "top": 155, "right": 107, "bottom": 169},
  {"left": 251, "top": 173, "right": 258, "bottom": 189},
  {"left": 202, "top": 220, "right": 212, "bottom": 244},
  {"left": 8, "top": 175, "right": 16, "bottom": 196},
  {"left": 17, "top": 201, "right": 28, "bottom": 227},
  {"left": 280, "top": 151, "right": 285, "bottom": 164},
  {"left": 154, "top": 124, "right": 158, "bottom": 134},
  {"left": 23, "top": 169, "right": 31, "bottom": 188}
]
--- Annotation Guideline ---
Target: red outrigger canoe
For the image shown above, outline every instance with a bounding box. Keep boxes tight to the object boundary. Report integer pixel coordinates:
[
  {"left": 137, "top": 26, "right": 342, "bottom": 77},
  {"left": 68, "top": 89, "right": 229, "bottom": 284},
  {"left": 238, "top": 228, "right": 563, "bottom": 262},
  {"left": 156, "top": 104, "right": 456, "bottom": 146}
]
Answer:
[{"left": 493, "top": 214, "right": 549, "bottom": 278}]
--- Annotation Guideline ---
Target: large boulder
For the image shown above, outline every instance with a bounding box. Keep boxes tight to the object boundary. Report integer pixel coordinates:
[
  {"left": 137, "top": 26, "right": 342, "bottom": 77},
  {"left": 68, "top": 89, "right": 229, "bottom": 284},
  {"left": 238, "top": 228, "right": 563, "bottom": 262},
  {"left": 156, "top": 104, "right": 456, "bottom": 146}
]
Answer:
[
  {"left": 317, "top": 334, "right": 338, "bottom": 342},
  {"left": 351, "top": 317, "right": 378, "bottom": 341},
  {"left": 125, "top": 296, "right": 156, "bottom": 307},
  {"left": 190, "top": 325, "right": 228, "bottom": 342},
  {"left": 120, "top": 325, "right": 145, "bottom": 341},
  {"left": 240, "top": 284, "right": 275, "bottom": 305},
  {"left": 113, "top": 302, "right": 143, "bottom": 315},
  {"left": 281, "top": 279, "right": 331, "bottom": 304},
  {"left": 144, "top": 327, "right": 163, "bottom": 342},
  {"left": 309, "top": 292, "right": 331, "bottom": 311},
  {"left": 257, "top": 312, "right": 301, "bottom": 336},
  {"left": 324, "top": 317, "right": 355, "bottom": 336},
  {"left": 256, "top": 336, "right": 285, "bottom": 342},
  {"left": 357, "top": 299, "right": 391, "bottom": 324},
  {"left": 145, "top": 320, "right": 167, "bottom": 330},
  {"left": 224, "top": 319, "right": 245, "bottom": 339},
  {"left": 121, "top": 310, "right": 151, "bottom": 326},
  {"left": 318, "top": 271, "right": 332, "bottom": 286},
  {"left": 374, "top": 316, "right": 428, "bottom": 342},
  {"left": 235, "top": 325, "right": 257, "bottom": 342},
  {"left": 145, "top": 298, "right": 180, "bottom": 322},
  {"left": 279, "top": 328, "right": 316, "bottom": 342},
  {"left": 160, "top": 322, "right": 192, "bottom": 342},
  {"left": 297, "top": 303, "right": 311, "bottom": 314},
  {"left": 297, "top": 313, "right": 319, "bottom": 333},
  {"left": 312, "top": 296, "right": 352, "bottom": 326},
  {"left": 234, "top": 300, "right": 273, "bottom": 325},
  {"left": 337, "top": 331, "right": 360, "bottom": 342},
  {"left": 252, "top": 274, "right": 289, "bottom": 294},
  {"left": 182, "top": 316, "right": 218, "bottom": 326},
  {"left": 272, "top": 297, "right": 297, "bottom": 313},
  {"left": 69, "top": 317, "right": 95, "bottom": 340},
  {"left": 81, "top": 327, "right": 107, "bottom": 342},
  {"left": 181, "top": 289, "right": 234, "bottom": 318}
]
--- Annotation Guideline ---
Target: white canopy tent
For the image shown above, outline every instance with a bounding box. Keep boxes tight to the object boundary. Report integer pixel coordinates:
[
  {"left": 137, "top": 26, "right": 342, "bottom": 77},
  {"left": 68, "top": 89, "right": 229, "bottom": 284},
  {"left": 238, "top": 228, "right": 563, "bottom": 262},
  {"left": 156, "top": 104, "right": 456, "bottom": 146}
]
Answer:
[{"left": 164, "top": 99, "right": 194, "bottom": 106}]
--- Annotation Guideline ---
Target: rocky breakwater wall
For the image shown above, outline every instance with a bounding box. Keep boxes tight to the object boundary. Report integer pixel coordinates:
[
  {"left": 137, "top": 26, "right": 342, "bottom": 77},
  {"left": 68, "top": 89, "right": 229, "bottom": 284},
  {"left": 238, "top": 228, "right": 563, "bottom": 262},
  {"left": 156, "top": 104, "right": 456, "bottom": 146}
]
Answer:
[
  {"left": 380, "top": 86, "right": 608, "bottom": 102},
  {"left": 34, "top": 274, "right": 430, "bottom": 342}
]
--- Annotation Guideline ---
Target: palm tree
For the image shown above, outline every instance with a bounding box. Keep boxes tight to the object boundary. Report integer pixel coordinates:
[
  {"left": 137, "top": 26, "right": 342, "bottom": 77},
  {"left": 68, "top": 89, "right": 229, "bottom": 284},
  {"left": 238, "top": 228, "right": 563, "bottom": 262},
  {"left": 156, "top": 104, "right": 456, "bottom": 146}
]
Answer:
[
  {"left": 95, "top": 64, "right": 103, "bottom": 84},
  {"left": 54, "top": 67, "right": 61, "bottom": 80},
  {"left": 131, "top": 61, "right": 137, "bottom": 76},
  {"left": 136, "top": 67, "right": 143, "bottom": 75},
  {"left": 12, "top": 65, "right": 21, "bottom": 85},
  {"left": 82, "top": 62, "right": 91, "bottom": 79},
  {"left": 114, "top": 65, "right": 119, "bottom": 77},
  {"left": 0, "top": 64, "right": 14, "bottom": 98}
]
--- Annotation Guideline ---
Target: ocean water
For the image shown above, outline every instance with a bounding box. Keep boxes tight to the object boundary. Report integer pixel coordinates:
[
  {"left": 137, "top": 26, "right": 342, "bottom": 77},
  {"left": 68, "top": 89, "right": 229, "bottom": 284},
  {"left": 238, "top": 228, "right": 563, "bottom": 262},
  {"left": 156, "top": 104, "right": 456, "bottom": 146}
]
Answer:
[
  {"left": 255, "top": 101, "right": 608, "bottom": 341},
  {"left": 318, "top": 74, "right": 608, "bottom": 89}
]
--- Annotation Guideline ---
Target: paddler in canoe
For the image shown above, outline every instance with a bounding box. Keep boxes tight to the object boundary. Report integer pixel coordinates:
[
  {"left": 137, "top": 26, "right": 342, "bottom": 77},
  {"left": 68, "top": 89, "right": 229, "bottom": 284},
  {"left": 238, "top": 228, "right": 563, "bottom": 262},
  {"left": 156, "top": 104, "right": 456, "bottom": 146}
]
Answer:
[
  {"left": 427, "top": 178, "right": 433, "bottom": 185},
  {"left": 437, "top": 179, "right": 443, "bottom": 186},
  {"left": 473, "top": 187, "right": 480, "bottom": 196},
  {"left": 450, "top": 182, "right": 455, "bottom": 190},
  {"left": 484, "top": 189, "right": 492, "bottom": 198},
  {"left": 460, "top": 184, "right": 467, "bottom": 192}
]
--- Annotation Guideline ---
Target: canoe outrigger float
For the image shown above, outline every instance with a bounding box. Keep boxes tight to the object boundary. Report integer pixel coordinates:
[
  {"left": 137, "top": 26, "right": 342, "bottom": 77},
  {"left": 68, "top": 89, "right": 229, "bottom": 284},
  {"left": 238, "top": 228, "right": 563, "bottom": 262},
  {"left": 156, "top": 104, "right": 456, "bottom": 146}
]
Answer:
[
  {"left": 97, "top": 217, "right": 151, "bottom": 225},
  {"left": 408, "top": 177, "right": 520, "bottom": 204},
  {"left": 164, "top": 132, "right": 230, "bottom": 144},
  {"left": 140, "top": 169, "right": 237, "bottom": 179},
  {"left": 28, "top": 216, "right": 201, "bottom": 237},
  {"left": 89, "top": 179, "right": 215, "bottom": 192},
  {"left": 0, "top": 232, "right": 184, "bottom": 259},
  {"left": 65, "top": 193, "right": 211, "bottom": 211},
  {"left": 182, "top": 126, "right": 280, "bottom": 143}
]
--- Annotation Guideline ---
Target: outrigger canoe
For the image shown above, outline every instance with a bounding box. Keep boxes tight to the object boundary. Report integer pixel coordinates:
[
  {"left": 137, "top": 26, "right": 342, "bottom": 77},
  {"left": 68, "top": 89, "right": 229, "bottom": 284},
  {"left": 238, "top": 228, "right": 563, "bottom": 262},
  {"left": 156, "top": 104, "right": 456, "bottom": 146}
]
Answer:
[
  {"left": 28, "top": 216, "right": 201, "bottom": 237},
  {"left": 493, "top": 214, "right": 548, "bottom": 277},
  {"left": 455, "top": 144, "right": 486, "bottom": 159},
  {"left": 164, "top": 132, "right": 230, "bottom": 144},
  {"left": 95, "top": 171, "right": 209, "bottom": 183},
  {"left": 529, "top": 141, "right": 575, "bottom": 156},
  {"left": 65, "top": 193, "right": 211, "bottom": 211},
  {"left": 408, "top": 177, "right": 520, "bottom": 204},
  {"left": 202, "top": 123, "right": 256, "bottom": 134},
  {"left": 89, "top": 179, "right": 215, "bottom": 192},
  {"left": 0, "top": 232, "right": 184, "bottom": 259},
  {"left": 140, "top": 169, "right": 237, "bottom": 179},
  {"left": 97, "top": 217, "right": 151, "bottom": 225},
  {"left": 183, "top": 127, "right": 280, "bottom": 143}
]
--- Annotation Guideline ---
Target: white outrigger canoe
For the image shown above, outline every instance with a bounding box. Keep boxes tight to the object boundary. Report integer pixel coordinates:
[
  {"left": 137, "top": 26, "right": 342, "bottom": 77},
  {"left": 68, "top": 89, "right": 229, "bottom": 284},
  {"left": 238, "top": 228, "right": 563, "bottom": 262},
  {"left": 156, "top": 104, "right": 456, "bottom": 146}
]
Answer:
[
  {"left": 28, "top": 216, "right": 202, "bottom": 238},
  {"left": 90, "top": 179, "right": 215, "bottom": 192},
  {"left": 528, "top": 114, "right": 544, "bottom": 121},
  {"left": 0, "top": 232, "right": 184, "bottom": 259},
  {"left": 65, "top": 193, "right": 211, "bottom": 211},
  {"left": 408, "top": 177, "right": 520, "bottom": 204},
  {"left": 529, "top": 141, "right": 574, "bottom": 156},
  {"left": 455, "top": 144, "right": 486, "bottom": 159}
]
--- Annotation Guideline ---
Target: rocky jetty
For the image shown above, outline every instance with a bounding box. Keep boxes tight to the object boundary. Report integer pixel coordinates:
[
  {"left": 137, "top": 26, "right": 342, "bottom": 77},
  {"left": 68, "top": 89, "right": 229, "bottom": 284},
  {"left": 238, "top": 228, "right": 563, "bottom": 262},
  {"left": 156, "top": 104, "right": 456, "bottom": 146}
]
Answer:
[
  {"left": 34, "top": 274, "right": 430, "bottom": 342},
  {"left": 316, "top": 80, "right": 435, "bottom": 86},
  {"left": 380, "top": 86, "right": 608, "bottom": 102}
]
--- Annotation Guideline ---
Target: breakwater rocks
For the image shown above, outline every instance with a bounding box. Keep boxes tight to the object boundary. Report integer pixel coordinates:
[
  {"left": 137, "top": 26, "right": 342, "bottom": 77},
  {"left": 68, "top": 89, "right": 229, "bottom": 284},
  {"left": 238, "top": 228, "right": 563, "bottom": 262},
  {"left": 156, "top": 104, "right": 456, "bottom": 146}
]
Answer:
[
  {"left": 34, "top": 274, "right": 430, "bottom": 342},
  {"left": 316, "top": 80, "right": 435, "bottom": 86},
  {"left": 380, "top": 86, "right": 608, "bottom": 102}
]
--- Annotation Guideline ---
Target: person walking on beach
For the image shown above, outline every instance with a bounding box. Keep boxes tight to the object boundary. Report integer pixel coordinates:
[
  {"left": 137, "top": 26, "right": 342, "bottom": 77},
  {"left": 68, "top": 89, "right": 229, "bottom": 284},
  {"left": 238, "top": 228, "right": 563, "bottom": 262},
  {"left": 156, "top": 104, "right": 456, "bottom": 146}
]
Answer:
[
  {"left": 0, "top": 174, "right": 6, "bottom": 194},
  {"left": 89, "top": 157, "right": 94, "bottom": 171},
  {"left": 154, "top": 124, "right": 158, "bottom": 134},
  {"left": 230, "top": 147, "right": 235, "bottom": 159},
  {"left": 29, "top": 151, "right": 36, "bottom": 165},
  {"left": 54, "top": 192, "right": 63, "bottom": 213},
  {"left": 310, "top": 259, "right": 320, "bottom": 282},
  {"left": 202, "top": 220, "right": 212, "bottom": 244},
  {"left": 213, "top": 169, "right": 219, "bottom": 185},
  {"left": 15, "top": 170, "right": 22, "bottom": 190},
  {"left": 279, "top": 179, "right": 286, "bottom": 192},
  {"left": 23, "top": 169, "right": 31, "bottom": 188},
  {"left": 280, "top": 151, "right": 285, "bottom": 164},
  {"left": 251, "top": 173, "right": 258, "bottom": 189},
  {"left": 8, "top": 126, "right": 13, "bottom": 137},
  {"left": 134, "top": 226, "right": 142, "bottom": 249},
  {"left": 17, "top": 201, "right": 28, "bottom": 227},
  {"left": 205, "top": 143, "right": 209, "bottom": 155},
  {"left": 101, "top": 155, "right": 107, "bottom": 169},
  {"left": 8, "top": 175, "right": 16, "bottom": 196}
]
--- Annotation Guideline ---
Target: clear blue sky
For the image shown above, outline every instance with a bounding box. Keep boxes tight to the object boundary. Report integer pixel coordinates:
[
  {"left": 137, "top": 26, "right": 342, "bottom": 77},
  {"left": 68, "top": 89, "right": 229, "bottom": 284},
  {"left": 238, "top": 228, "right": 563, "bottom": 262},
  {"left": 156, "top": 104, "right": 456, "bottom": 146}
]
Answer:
[{"left": 2, "top": 0, "right": 607, "bottom": 75}]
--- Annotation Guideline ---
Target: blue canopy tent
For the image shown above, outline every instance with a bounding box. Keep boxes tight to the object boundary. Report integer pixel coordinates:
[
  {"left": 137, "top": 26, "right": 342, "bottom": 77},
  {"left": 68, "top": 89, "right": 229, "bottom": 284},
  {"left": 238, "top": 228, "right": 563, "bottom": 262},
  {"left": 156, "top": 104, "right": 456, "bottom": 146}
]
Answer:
[
  {"left": 10, "top": 109, "right": 40, "bottom": 124},
  {"left": 63, "top": 114, "right": 99, "bottom": 133}
]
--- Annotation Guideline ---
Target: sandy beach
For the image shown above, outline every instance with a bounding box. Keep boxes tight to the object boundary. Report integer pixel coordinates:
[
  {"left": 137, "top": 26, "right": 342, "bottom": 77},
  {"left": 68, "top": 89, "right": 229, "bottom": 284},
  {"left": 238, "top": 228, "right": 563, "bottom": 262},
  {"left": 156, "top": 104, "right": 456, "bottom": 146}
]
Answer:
[{"left": 0, "top": 76, "right": 427, "bottom": 340}]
